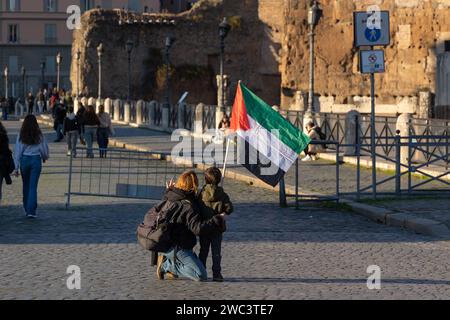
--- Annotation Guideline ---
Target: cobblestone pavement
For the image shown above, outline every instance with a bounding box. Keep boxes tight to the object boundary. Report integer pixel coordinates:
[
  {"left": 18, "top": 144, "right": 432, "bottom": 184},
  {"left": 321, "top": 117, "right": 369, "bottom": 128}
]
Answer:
[{"left": 1, "top": 120, "right": 449, "bottom": 300}]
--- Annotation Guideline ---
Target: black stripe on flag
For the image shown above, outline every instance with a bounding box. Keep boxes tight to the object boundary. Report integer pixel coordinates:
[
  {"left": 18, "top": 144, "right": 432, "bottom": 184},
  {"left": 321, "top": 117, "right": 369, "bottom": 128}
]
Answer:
[{"left": 240, "top": 137, "right": 286, "bottom": 187}]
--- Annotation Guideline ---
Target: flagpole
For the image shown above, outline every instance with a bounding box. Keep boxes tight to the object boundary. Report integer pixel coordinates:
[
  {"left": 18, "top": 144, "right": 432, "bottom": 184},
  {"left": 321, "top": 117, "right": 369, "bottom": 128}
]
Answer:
[{"left": 221, "top": 136, "right": 231, "bottom": 186}]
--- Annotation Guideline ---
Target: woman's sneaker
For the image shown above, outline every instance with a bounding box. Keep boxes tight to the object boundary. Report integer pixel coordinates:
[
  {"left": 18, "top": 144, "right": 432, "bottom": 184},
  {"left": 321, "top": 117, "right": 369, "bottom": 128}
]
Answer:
[{"left": 301, "top": 155, "right": 312, "bottom": 162}]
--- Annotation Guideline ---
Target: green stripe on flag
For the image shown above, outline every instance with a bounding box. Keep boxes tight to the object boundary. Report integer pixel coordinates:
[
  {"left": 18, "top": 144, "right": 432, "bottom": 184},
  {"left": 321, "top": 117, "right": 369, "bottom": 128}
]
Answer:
[{"left": 240, "top": 83, "right": 311, "bottom": 154}]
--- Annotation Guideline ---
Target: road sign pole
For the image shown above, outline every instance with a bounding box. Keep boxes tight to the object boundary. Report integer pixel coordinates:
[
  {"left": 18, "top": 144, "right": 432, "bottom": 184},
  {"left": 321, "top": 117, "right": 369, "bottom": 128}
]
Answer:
[{"left": 370, "top": 69, "right": 376, "bottom": 199}]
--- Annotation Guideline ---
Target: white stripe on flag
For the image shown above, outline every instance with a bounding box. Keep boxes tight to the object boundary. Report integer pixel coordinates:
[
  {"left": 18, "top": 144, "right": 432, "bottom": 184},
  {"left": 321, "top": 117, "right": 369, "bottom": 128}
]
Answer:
[{"left": 236, "top": 117, "right": 299, "bottom": 173}]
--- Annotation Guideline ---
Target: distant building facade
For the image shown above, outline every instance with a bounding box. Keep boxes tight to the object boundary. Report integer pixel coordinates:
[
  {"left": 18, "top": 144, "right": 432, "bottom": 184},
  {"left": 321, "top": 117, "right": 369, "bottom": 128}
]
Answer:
[{"left": 0, "top": 0, "right": 160, "bottom": 98}]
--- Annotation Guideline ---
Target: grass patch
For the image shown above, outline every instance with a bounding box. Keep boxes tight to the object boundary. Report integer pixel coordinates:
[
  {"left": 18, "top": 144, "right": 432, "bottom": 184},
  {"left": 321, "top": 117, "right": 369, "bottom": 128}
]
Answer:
[{"left": 316, "top": 201, "right": 354, "bottom": 212}]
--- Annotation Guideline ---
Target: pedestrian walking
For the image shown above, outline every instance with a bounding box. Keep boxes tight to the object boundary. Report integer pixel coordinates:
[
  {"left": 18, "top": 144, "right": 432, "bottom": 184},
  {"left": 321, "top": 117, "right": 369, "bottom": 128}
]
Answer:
[
  {"left": 13, "top": 115, "right": 49, "bottom": 218},
  {"left": 37, "top": 90, "right": 45, "bottom": 114},
  {"left": 83, "top": 105, "right": 100, "bottom": 158},
  {"left": 27, "top": 92, "right": 35, "bottom": 115},
  {"left": 1, "top": 96, "right": 8, "bottom": 121},
  {"left": 63, "top": 106, "right": 81, "bottom": 158},
  {"left": 53, "top": 103, "right": 66, "bottom": 142},
  {"left": 76, "top": 102, "right": 86, "bottom": 145},
  {"left": 97, "top": 105, "right": 114, "bottom": 158},
  {"left": 0, "top": 121, "right": 15, "bottom": 203}
]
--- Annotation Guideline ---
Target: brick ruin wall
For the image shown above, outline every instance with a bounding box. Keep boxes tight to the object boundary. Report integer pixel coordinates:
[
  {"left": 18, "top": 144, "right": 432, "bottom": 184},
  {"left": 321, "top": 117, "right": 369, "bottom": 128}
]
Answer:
[
  {"left": 70, "top": 0, "right": 284, "bottom": 106},
  {"left": 281, "top": 0, "right": 450, "bottom": 114}
]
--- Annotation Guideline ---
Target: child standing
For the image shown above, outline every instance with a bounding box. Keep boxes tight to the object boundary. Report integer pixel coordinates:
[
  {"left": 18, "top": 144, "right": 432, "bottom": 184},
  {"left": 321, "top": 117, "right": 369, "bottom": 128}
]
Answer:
[
  {"left": 199, "top": 167, "right": 233, "bottom": 282},
  {"left": 63, "top": 106, "right": 81, "bottom": 157}
]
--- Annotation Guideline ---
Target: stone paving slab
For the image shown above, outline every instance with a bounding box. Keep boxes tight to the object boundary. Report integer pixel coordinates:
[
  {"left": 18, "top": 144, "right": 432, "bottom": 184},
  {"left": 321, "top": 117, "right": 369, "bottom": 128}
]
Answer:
[{"left": 2, "top": 120, "right": 449, "bottom": 300}]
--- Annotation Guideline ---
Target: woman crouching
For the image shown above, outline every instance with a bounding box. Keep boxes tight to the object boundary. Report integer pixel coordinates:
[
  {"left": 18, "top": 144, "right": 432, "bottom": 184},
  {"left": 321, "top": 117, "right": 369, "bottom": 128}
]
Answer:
[{"left": 156, "top": 170, "right": 225, "bottom": 282}]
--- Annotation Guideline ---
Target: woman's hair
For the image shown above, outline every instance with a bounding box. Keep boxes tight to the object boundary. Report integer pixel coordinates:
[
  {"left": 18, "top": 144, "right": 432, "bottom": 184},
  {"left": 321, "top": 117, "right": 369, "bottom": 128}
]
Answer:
[
  {"left": 0, "top": 121, "right": 9, "bottom": 146},
  {"left": 20, "top": 115, "right": 42, "bottom": 145},
  {"left": 204, "top": 167, "right": 222, "bottom": 185},
  {"left": 175, "top": 170, "right": 199, "bottom": 193},
  {"left": 83, "top": 105, "right": 98, "bottom": 123},
  {"left": 306, "top": 121, "right": 315, "bottom": 129},
  {"left": 98, "top": 105, "right": 105, "bottom": 114}
]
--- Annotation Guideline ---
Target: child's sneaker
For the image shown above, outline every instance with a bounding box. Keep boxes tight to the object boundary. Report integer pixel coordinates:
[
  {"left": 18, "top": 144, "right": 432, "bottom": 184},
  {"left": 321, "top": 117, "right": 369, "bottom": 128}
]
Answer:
[{"left": 213, "top": 274, "right": 224, "bottom": 282}]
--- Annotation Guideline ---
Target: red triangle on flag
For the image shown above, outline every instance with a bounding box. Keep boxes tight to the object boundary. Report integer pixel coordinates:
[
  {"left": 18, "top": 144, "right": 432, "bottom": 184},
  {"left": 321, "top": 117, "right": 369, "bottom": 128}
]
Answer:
[{"left": 230, "top": 82, "right": 251, "bottom": 132}]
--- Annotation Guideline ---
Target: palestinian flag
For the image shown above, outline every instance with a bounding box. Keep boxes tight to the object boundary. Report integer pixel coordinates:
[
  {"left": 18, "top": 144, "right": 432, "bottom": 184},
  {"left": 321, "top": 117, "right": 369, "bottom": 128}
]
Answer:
[{"left": 230, "top": 82, "right": 311, "bottom": 187}]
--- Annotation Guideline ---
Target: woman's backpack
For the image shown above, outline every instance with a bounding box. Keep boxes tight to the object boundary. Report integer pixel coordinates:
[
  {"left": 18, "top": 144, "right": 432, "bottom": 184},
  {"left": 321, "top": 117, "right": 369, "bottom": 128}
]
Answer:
[{"left": 136, "top": 200, "right": 178, "bottom": 253}]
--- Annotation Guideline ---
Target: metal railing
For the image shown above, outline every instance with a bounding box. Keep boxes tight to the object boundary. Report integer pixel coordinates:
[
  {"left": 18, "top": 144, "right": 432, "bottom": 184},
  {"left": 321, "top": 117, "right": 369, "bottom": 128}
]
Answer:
[
  {"left": 65, "top": 147, "right": 192, "bottom": 207},
  {"left": 202, "top": 105, "right": 216, "bottom": 131},
  {"left": 282, "top": 137, "right": 450, "bottom": 207},
  {"left": 281, "top": 111, "right": 450, "bottom": 167}
]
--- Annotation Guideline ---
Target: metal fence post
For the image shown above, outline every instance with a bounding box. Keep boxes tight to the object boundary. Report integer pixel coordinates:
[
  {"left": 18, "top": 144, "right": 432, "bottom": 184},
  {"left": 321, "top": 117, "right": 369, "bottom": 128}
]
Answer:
[
  {"left": 279, "top": 176, "right": 287, "bottom": 208},
  {"left": 395, "top": 131, "right": 401, "bottom": 196},
  {"left": 356, "top": 115, "right": 361, "bottom": 201},
  {"left": 66, "top": 151, "right": 74, "bottom": 209},
  {"left": 408, "top": 135, "right": 412, "bottom": 194},
  {"left": 295, "top": 157, "right": 299, "bottom": 210},
  {"left": 335, "top": 142, "right": 340, "bottom": 202}
]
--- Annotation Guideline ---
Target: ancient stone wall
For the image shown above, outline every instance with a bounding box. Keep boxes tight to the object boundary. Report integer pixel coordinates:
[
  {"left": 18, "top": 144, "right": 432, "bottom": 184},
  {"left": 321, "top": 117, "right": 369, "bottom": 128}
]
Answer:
[
  {"left": 70, "top": 0, "right": 283, "bottom": 106},
  {"left": 281, "top": 0, "right": 450, "bottom": 112}
]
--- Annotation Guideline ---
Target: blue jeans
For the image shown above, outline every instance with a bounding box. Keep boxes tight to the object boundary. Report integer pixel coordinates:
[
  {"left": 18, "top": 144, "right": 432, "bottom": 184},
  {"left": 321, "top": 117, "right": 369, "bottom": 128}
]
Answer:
[
  {"left": 20, "top": 155, "right": 42, "bottom": 216},
  {"left": 161, "top": 248, "right": 207, "bottom": 281},
  {"left": 84, "top": 127, "right": 97, "bottom": 157},
  {"left": 55, "top": 123, "right": 64, "bottom": 141}
]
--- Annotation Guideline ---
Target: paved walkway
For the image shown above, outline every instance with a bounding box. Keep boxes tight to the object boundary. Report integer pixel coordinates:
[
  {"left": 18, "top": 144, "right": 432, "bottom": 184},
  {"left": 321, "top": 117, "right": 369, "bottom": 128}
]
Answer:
[{"left": 1, "top": 120, "right": 449, "bottom": 299}]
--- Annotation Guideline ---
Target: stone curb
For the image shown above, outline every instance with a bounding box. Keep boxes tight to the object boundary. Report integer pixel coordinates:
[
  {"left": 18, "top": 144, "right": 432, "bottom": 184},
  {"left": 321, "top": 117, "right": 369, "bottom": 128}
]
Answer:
[
  {"left": 36, "top": 117, "right": 450, "bottom": 238},
  {"left": 341, "top": 200, "right": 450, "bottom": 238}
]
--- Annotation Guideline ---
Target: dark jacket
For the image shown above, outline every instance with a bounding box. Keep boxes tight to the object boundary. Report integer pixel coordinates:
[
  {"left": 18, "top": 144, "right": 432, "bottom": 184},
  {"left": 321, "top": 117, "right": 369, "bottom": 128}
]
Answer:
[
  {"left": 63, "top": 113, "right": 81, "bottom": 134},
  {"left": 54, "top": 105, "right": 66, "bottom": 123},
  {"left": 163, "top": 187, "right": 222, "bottom": 250},
  {"left": 200, "top": 184, "right": 233, "bottom": 220},
  {"left": 0, "top": 134, "right": 13, "bottom": 184},
  {"left": 83, "top": 112, "right": 100, "bottom": 126}
]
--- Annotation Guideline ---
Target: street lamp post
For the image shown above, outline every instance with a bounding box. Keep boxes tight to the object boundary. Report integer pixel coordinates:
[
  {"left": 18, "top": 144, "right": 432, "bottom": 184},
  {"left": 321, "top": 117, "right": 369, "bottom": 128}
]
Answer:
[
  {"left": 97, "top": 43, "right": 104, "bottom": 100},
  {"left": 125, "top": 40, "right": 133, "bottom": 103},
  {"left": 56, "top": 52, "right": 62, "bottom": 92},
  {"left": 307, "top": 0, "right": 322, "bottom": 113},
  {"left": 40, "top": 60, "right": 46, "bottom": 90},
  {"left": 164, "top": 36, "right": 175, "bottom": 109},
  {"left": 21, "top": 66, "right": 26, "bottom": 104},
  {"left": 219, "top": 18, "right": 231, "bottom": 113},
  {"left": 3, "top": 66, "right": 8, "bottom": 120},
  {"left": 76, "top": 48, "right": 81, "bottom": 98},
  {"left": 4, "top": 66, "right": 9, "bottom": 100}
]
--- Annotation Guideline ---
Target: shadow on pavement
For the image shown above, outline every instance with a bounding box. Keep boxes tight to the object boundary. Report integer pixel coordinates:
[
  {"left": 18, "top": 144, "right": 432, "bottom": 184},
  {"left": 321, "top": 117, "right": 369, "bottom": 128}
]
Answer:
[{"left": 0, "top": 200, "right": 444, "bottom": 244}]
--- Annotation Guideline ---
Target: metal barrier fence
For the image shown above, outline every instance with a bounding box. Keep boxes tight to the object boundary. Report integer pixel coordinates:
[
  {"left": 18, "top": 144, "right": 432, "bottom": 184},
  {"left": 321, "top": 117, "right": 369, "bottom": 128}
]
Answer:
[
  {"left": 65, "top": 147, "right": 193, "bottom": 207},
  {"left": 280, "top": 111, "right": 450, "bottom": 167},
  {"left": 282, "top": 138, "right": 450, "bottom": 207}
]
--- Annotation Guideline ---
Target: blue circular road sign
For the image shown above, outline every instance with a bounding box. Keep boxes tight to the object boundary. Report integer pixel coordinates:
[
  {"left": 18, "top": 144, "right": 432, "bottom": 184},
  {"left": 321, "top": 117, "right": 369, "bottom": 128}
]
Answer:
[{"left": 365, "top": 28, "right": 382, "bottom": 43}]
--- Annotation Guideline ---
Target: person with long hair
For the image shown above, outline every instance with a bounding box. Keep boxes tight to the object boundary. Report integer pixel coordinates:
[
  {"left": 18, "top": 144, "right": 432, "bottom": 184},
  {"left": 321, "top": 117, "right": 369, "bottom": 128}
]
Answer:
[
  {"left": 82, "top": 105, "right": 100, "bottom": 158},
  {"left": 13, "top": 115, "right": 49, "bottom": 218},
  {"left": 97, "top": 105, "right": 114, "bottom": 158},
  {"left": 155, "top": 170, "right": 225, "bottom": 282},
  {"left": 0, "top": 121, "right": 14, "bottom": 203}
]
